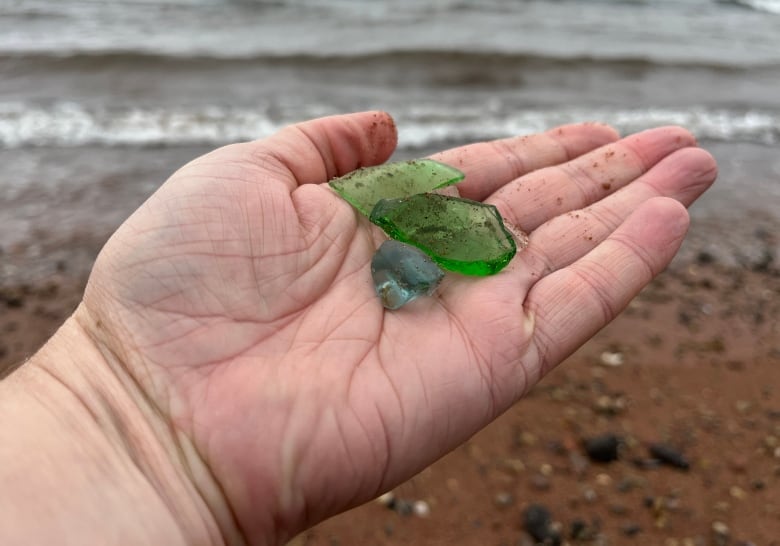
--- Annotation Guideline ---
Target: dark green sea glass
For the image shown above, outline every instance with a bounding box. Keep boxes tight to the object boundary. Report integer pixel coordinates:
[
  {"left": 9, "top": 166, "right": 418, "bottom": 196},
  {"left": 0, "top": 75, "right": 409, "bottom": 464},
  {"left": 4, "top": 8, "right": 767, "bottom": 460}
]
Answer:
[
  {"left": 370, "top": 193, "right": 517, "bottom": 276},
  {"left": 329, "top": 159, "right": 465, "bottom": 216}
]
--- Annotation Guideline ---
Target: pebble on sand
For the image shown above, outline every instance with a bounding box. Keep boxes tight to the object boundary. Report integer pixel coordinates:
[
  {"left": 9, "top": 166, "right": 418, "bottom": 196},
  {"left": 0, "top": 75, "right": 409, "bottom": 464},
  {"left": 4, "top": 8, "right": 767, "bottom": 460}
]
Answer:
[
  {"left": 599, "top": 350, "right": 625, "bottom": 367},
  {"left": 583, "top": 434, "right": 622, "bottom": 463},
  {"left": 648, "top": 443, "right": 691, "bottom": 470},
  {"left": 522, "top": 504, "right": 561, "bottom": 546}
]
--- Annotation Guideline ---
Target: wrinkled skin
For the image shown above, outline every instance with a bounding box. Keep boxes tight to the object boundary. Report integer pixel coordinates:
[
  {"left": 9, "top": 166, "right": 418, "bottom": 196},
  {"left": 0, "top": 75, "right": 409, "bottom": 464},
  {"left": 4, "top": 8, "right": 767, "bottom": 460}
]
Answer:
[{"left": 74, "top": 112, "right": 716, "bottom": 544}]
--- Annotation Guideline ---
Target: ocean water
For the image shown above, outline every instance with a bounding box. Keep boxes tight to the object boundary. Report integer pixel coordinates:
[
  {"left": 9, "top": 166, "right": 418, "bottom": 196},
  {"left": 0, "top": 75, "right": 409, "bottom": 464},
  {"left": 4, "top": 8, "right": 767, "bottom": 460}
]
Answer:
[
  {"left": 2, "top": 0, "right": 780, "bottom": 148},
  {"left": 1, "top": 0, "right": 780, "bottom": 281}
]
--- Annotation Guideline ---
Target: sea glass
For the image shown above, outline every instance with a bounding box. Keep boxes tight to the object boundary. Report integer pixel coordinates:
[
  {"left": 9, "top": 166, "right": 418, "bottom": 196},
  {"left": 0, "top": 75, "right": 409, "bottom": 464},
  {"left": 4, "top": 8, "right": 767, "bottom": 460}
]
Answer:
[
  {"left": 370, "top": 193, "right": 517, "bottom": 276},
  {"left": 371, "top": 240, "right": 445, "bottom": 309},
  {"left": 329, "top": 159, "right": 465, "bottom": 216}
]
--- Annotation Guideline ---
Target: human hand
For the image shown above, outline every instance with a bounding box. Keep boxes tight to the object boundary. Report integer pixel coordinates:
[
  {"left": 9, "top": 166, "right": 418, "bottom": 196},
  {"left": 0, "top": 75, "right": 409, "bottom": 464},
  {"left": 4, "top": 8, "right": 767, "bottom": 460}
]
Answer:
[{"left": 19, "top": 112, "right": 717, "bottom": 544}]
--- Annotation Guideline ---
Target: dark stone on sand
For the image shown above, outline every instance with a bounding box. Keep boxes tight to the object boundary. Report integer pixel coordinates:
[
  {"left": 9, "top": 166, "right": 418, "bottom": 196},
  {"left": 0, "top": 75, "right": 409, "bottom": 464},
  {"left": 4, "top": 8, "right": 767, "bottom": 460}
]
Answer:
[
  {"left": 648, "top": 443, "right": 690, "bottom": 470},
  {"left": 609, "top": 503, "right": 629, "bottom": 516},
  {"left": 582, "top": 434, "right": 621, "bottom": 463},
  {"left": 696, "top": 250, "right": 715, "bottom": 265},
  {"left": 395, "top": 499, "right": 414, "bottom": 516},
  {"left": 522, "top": 504, "right": 561, "bottom": 546},
  {"left": 621, "top": 523, "right": 642, "bottom": 537},
  {"left": 38, "top": 281, "right": 59, "bottom": 299},
  {"left": 569, "top": 519, "right": 598, "bottom": 540},
  {"left": 0, "top": 287, "right": 24, "bottom": 308},
  {"left": 751, "top": 478, "right": 767, "bottom": 490},
  {"left": 678, "top": 311, "right": 692, "bottom": 326},
  {"left": 385, "top": 496, "right": 413, "bottom": 516},
  {"left": 569, "top": 519, "right": 587, "bottom": 540}
]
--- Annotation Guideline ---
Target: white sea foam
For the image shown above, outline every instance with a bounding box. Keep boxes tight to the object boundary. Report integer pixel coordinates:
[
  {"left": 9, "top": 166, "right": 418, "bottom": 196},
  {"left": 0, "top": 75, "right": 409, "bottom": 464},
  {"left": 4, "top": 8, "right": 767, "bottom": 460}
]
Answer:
[
  {"left": 0, "top": 102, "right": 281, "bottom": 148},
  {"left": 732, "top": 0, "right": 780, "bottom": 14},
  {"left": 1, "top": 102, "right": 776, "bottom": 150}
]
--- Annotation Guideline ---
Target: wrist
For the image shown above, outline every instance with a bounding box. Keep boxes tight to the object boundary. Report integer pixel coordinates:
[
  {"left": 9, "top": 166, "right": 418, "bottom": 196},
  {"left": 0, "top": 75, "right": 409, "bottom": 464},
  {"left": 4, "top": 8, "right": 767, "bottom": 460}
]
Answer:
[{"left": 0, "top": 306, "right": 239, "bottom": 545}]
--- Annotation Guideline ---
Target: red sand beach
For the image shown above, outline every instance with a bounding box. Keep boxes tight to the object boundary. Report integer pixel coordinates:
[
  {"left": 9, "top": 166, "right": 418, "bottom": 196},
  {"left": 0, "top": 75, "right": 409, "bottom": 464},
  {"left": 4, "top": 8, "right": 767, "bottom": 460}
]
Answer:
[{"left": 301, "top": 263, "right": 780, "bottom": 545}]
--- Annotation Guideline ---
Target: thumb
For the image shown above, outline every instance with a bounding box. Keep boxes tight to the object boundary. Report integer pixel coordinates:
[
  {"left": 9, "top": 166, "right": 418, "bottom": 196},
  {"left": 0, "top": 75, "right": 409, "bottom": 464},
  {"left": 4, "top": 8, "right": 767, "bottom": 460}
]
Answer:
[{"left": 250, "top": 111, "right": 399, "bottom": 192}]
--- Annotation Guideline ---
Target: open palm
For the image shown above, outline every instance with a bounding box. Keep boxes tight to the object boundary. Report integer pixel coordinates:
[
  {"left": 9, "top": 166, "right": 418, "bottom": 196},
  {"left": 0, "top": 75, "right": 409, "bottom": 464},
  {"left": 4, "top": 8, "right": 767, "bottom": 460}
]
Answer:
[{"left": 79, "top": 111, "right": 716, "bottom": 544}]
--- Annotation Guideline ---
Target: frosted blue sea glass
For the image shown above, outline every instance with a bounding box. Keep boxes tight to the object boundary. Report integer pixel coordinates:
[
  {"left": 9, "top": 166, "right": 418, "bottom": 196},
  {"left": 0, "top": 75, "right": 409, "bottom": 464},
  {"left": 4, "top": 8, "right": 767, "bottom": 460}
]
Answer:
[{"left": 371, "top": 240, "right": 445, "bottom": 309}]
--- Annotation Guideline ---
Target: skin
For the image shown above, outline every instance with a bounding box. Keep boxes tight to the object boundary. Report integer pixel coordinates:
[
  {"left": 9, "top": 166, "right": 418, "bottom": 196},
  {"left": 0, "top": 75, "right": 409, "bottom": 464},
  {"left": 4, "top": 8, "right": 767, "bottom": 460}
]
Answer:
[{"left": 0, "top": 111, "right": 717, "bottom": 545}]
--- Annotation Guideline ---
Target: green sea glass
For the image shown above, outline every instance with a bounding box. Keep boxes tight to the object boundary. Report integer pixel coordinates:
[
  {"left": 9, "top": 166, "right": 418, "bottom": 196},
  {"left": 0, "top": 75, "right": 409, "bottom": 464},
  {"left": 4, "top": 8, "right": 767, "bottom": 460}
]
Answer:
[
  {"left": 329, "top": 159, "right": 465, "bottom": 216},
  {"left": 370, "top": 193, "right": 517, "bottom": 276}
]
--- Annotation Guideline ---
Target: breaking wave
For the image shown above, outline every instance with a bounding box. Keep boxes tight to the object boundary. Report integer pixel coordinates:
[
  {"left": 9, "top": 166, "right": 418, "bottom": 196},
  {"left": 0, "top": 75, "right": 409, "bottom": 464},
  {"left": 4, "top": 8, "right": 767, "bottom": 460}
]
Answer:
[
  {"left": 1, "top": 101, "right": 777, "bottom": 149},
  {"left": 726, "top": 0, "right": 780, "bottom": 14}
]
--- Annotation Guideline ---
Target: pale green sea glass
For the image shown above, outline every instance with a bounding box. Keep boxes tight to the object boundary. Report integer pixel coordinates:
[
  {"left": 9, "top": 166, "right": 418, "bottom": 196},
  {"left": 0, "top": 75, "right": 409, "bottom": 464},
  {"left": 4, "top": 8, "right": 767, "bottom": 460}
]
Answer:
[
  {"left": 370, "top": 193, "right": 517, "bottom": 276},
  {"left": 329, "top": 159, "right": 464, "bottom": 216}
]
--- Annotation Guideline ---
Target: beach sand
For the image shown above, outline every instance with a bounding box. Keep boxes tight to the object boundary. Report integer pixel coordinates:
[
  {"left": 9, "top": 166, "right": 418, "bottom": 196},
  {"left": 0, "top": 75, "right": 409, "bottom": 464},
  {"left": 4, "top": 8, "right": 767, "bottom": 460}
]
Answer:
[
  {"left": 2, "top": 211, "right": 779, "bottom": 544},
  {"left": 300, "top": 262, "right": 780, "bottom": 545}
]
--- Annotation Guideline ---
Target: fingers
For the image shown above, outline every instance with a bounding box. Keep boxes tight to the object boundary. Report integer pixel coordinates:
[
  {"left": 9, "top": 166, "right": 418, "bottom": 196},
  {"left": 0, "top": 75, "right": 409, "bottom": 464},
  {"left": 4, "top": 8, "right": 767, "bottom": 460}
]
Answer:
[
  {"left": 525, "top": 197, "right": 689, "bottom": 378},
  {"left": 518, "top": 146, "right": 717, "bottom": 279},
  {"left": 487, "top": 126, "right": 698, "bottom": 232},
  {"left": 429, "top": 123, "right": 620, "bottom": 201},
  {"left": 250, "top": 111, "right": 399, "bottom": 191}
]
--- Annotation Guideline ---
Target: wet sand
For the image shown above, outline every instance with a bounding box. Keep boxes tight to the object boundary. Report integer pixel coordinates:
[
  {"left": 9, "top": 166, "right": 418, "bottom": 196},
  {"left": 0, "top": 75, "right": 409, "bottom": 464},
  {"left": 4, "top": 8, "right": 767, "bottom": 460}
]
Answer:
[{"left": 301, "top": 262, "right": 780, "bottom": 545}]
